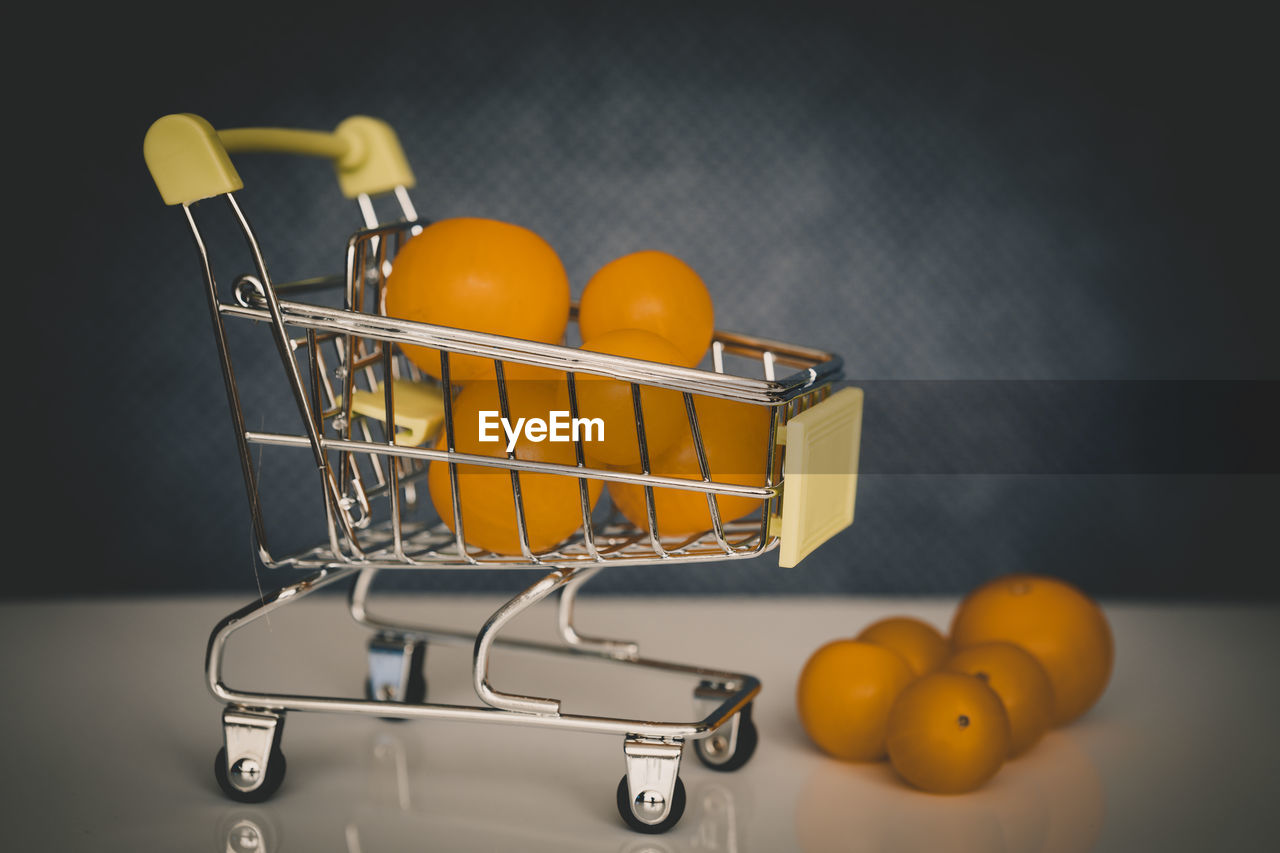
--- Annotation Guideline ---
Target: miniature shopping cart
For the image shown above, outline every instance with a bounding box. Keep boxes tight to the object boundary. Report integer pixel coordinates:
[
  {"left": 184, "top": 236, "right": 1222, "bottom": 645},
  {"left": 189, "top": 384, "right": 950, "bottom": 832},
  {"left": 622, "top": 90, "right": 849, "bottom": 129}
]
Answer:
[{"left": 144, "top": 113, "right": 863, "bottom": 833}]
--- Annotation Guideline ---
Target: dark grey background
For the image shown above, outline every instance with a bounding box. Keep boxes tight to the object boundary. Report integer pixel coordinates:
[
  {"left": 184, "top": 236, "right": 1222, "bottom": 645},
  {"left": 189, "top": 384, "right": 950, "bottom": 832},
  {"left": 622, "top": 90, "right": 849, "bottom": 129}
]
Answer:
[{"left": 22, "top": 1, "right": 1276, "bottom": 599}]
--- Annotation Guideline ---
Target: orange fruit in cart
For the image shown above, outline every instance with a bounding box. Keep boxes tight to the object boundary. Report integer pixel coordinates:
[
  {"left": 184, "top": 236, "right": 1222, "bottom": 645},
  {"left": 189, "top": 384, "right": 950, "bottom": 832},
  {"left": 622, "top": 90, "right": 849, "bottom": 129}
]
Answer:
[
  {"left": 944, "top": 641, "right": 1055, "bottom": 757},
  {"left": 949, "top": 574, "right": 1113, "bottom": 726},
  {"left": 383, "top": 217, "right": 571, "bottom": 383},
  {"left": 606, "top": 395, "right": 771, "bottom": 538},
  {"left": 578, "top": 250, "right": 715, "bottom": 368},
  {"left": 856, "top": 616, "right": 950, "bottom": 678},
  {"left": 796, "top": 639, "right": 915, "bottom": 761},
  {"left": 427, "top": 379, "right": 601, "bottom": 555},
  {"left": 557, "top": 328, "right": 687, "bottom": 467},
  {"left": 885, "top": 671, "right": 1012, "bottom": 794}
]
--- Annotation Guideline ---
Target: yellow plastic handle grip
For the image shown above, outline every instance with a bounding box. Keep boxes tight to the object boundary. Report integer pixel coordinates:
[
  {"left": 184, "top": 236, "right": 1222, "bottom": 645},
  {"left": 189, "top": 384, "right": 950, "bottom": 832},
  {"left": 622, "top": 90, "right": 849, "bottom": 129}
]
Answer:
[{"left": 143, "top": 113, "right": 415, "bottom": 206}]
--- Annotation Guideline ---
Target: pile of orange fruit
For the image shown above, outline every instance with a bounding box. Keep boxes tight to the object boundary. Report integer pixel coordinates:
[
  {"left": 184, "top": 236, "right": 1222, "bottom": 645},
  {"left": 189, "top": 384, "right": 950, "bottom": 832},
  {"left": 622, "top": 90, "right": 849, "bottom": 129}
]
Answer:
[
  {"left": 381, "top": 216, "right": 771, "bottom": 555},
  {"left": 796, "top": 573, "right": 1113, "bottom": 794}
]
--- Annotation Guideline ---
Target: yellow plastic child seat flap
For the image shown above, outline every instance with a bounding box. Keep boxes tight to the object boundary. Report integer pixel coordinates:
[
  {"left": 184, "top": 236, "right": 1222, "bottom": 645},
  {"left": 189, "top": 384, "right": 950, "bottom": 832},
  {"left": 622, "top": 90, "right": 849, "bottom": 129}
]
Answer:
[{"left": 349, "top": 379, "right": 446, "bottom": 447}]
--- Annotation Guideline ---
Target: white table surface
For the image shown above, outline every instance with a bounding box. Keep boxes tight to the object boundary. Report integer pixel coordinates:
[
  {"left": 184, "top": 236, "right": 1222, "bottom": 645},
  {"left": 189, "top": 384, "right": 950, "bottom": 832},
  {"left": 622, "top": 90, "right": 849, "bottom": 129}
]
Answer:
[{"left": 3, "top": 591, "right": 1277, "bottom": 852}]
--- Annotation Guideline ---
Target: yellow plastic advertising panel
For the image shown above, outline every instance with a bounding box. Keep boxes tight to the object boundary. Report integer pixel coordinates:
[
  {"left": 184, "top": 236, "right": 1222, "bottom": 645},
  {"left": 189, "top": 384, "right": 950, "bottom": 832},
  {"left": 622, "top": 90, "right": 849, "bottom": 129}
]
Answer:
[{"left": 776, "top": 387, "right": 864, "bottom": 568}]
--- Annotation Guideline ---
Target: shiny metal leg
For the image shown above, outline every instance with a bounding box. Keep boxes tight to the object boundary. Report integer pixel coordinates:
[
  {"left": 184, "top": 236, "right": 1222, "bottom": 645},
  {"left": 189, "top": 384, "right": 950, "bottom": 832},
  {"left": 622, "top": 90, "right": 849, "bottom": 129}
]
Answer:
[
  {"left": 348, "top": 567, "right": 382, "bottom": 627},
  {"left": 349, "top": 566, "right": 479, "bottom": 653},
  {"left": 473, "top": 566, "right": 590, "bottom": 715},
  {"left": 351, "top": 565, "right": 641, "bottom": 663},
  {"left": 202, "top": 560, "right": 761, "bottom": 830},
  {"left": 344, "top": 565, "right": 761, "bottom": 738},
  {"left": 207, "top": 566, "right": 361, "bottom": 706},
  {"left": 208, "top": 564, "right": 757, "bottom": 738},
  {"left": 692, "top": 680, "right": 758, "bottom": 772},
  {"left": 695, "top": 682, "right": 741, "bottom": 758},
  {"left": 556, "top": 565, "right": 640, "bottom": 660}
]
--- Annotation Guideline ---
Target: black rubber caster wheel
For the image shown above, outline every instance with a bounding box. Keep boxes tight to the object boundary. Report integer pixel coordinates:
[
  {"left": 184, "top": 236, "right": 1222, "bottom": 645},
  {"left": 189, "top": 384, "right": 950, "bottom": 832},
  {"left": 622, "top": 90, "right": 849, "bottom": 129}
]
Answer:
[
  {"left": 616, "top": 774, "right": 686, "bottom": 833},
  {"left": 214, "top": 746, "right": 286, "bottom": 804},
  {"left": 694, "top": 702, "right": 758, "bottom": 772},
  {"left": 364, "top": 666, "right": 427, "bottom": 703},
  {"left": 364, "top": 672, "right": 427, "bottom": 722},
  {"left": 365, "top": 640, "right": 427, "bottom": 721}
]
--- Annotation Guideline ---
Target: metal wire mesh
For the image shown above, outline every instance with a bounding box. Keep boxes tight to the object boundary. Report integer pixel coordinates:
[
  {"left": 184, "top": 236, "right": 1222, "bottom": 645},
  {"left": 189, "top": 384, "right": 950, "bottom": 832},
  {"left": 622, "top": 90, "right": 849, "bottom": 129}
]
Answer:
[{"left": 217, "top": 216, "right": 841, "bottom": 570}]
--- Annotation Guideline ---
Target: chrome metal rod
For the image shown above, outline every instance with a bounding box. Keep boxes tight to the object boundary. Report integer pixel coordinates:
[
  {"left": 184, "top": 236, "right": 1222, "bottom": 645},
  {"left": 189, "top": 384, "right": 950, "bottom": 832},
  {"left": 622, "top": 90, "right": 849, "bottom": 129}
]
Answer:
[
  {"left": 218, "top": 297, "right": 840, "bottom": 404},
  {"left": 347, "top": 568, "right": 750, "bottom": 684},
  {"left": 556, "top": 566, "right": 640, "bottom": 660},
  {"left": 242, "top": 431, "right": 778, "bottom": 498},
  {"left": 348, "top": 570, "right": 762, "bottom": 734},
  {"left": 207, "top": 688, "right": 754, "bottom": 739},
  {"left": 206, "top": 566, "right": 361, "bottom": 703},
  {"left": 472, "top": 567, "right": 590, "bottom": 714},
  {"left": 182, "top": 205, "right": 275, "bottom": 565},
  {"left": 223, "top": 194, "right": 364, "bottom": 559},
  {"left": 291, "top": 566, "right": 761, "bottom": 738}
]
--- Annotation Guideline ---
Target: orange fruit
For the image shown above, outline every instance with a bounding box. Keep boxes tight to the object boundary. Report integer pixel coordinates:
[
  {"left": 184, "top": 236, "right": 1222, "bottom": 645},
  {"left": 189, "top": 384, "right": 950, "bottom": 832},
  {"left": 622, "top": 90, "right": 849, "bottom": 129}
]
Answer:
[
  {"left": 427, "top": 379, "right": 601, "bottom": 555},
  {"left": 578, "top": 250, "right": 714, "bottom": 368},
  {"left": 796, "top": 640, "right": 915, "bottom": 761},
  {"left": 949, "top": 574, "right": 1113, "bottom": 726},
  {"left": 856, "top": 616, "right": 950, "bottom": 678},
  {"left": 383, "top": 217, "right": 570, "bottom": 383},
  {"left": 944, "top": 642, "right": 1055, "bottom": 757},
  {"left": 607, "top": 395, "right": 771, "bottom": 538},
  {"left": 886, "top": 672, "right": 1012, "bottom": 794},
  {"left": 558, "top": 328, "right": 687, "bottom": 467}
]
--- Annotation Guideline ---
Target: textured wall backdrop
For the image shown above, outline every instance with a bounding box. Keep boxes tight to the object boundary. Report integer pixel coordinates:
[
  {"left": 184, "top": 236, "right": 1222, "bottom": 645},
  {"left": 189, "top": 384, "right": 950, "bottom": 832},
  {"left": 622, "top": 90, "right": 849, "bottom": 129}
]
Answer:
[{"left": 22, "top": 2, "right": 1276, "bottom": 598}]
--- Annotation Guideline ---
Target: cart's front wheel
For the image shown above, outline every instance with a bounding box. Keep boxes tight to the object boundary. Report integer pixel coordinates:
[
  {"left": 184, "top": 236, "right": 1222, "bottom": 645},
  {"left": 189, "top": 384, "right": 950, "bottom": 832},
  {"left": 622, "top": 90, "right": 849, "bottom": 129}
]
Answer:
[
  {"left": 616, "top": 774, "right": 686, "bottom": 834},
  {"left": 694, "top": 702, "right": 759, "bottom": 772},
  {"left": 214, "top": 746, "right": 286, "bottom": 803}
]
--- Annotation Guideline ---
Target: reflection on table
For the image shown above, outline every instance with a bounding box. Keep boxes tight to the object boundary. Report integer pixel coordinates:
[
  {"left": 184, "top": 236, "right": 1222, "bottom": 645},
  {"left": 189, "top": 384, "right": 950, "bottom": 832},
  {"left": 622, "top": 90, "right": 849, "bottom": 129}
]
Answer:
[
  {"left": 214, "top": 730, "right": 745, "bottom": 853},
  {"left": 795, "top": 730, "right": 1103, "bottom": 853}
]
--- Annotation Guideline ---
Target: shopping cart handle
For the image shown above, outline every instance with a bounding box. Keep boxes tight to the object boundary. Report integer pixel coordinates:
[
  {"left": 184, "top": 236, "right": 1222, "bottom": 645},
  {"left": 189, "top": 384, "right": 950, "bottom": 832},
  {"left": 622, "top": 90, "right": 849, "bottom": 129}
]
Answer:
[{"left": 143, "top": 113, "right": 415, "bottom": 206}]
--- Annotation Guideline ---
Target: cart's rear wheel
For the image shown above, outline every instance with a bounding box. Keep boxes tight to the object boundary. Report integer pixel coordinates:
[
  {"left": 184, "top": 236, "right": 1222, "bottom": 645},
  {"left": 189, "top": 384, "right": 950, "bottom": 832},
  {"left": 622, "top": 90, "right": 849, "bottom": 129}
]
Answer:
[
  {"left": 214, "top": 746, "right": 286, "bottom": 803},
  {"left": 365, "top": 637, "right": 428, "bottom": 721},
  {"left": 364, "top": 666, "right": 427, "bottom": 719},
  {"left": 616, "top": 774, "right": 686, "bottom": 833},
  {"left": 694, "top": 702, "right": 758, "bottom": 772}
]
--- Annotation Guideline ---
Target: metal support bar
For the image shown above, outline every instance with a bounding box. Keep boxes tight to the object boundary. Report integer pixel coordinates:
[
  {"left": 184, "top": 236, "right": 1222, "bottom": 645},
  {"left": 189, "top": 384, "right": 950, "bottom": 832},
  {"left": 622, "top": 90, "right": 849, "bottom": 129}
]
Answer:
[
  {"left": 473, "top": 567, "right": 589, "bottom": 715},
  {"left": 556, "top": 565, "right": 640, "bottom": 660},
  {"left": 694, "top": 681, "right": 743, "bottom": 765},
  {"left": 205, "top": 565, "right": 760, "bottom": 740}
]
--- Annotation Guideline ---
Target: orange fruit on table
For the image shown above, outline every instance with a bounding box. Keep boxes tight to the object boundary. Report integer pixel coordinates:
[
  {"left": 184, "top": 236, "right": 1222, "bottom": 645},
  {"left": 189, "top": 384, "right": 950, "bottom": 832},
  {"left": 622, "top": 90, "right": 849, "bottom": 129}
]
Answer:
[
  {"left": 944, "top": 641, "right": 1055, "bottom": 757},
  {"left": 856, "top": 616, "right": 950, "bottom": 678},
  {"left": 558, "top": 328, "right": 687, "bottom": 467},
  {"left": 886, "top": 671, "right": 1012, "bottom": 794},
  {"left": 578, "top": 250, "right": 715, "bottom": 368},
  {"left": 427, "top": 378, "right": 601, "bottom": 556},
  {"left": 383, "top": 217, "right": 571, "bottom": 383},
  {"left": 796, "top": 639, "right": 915, "bottom": 761},
  {"left": 607, "top": 395, "right": 772, "bottom": 538},
  {"left": 949, "top": 573, "right": 1113, "bottom": 726}
]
